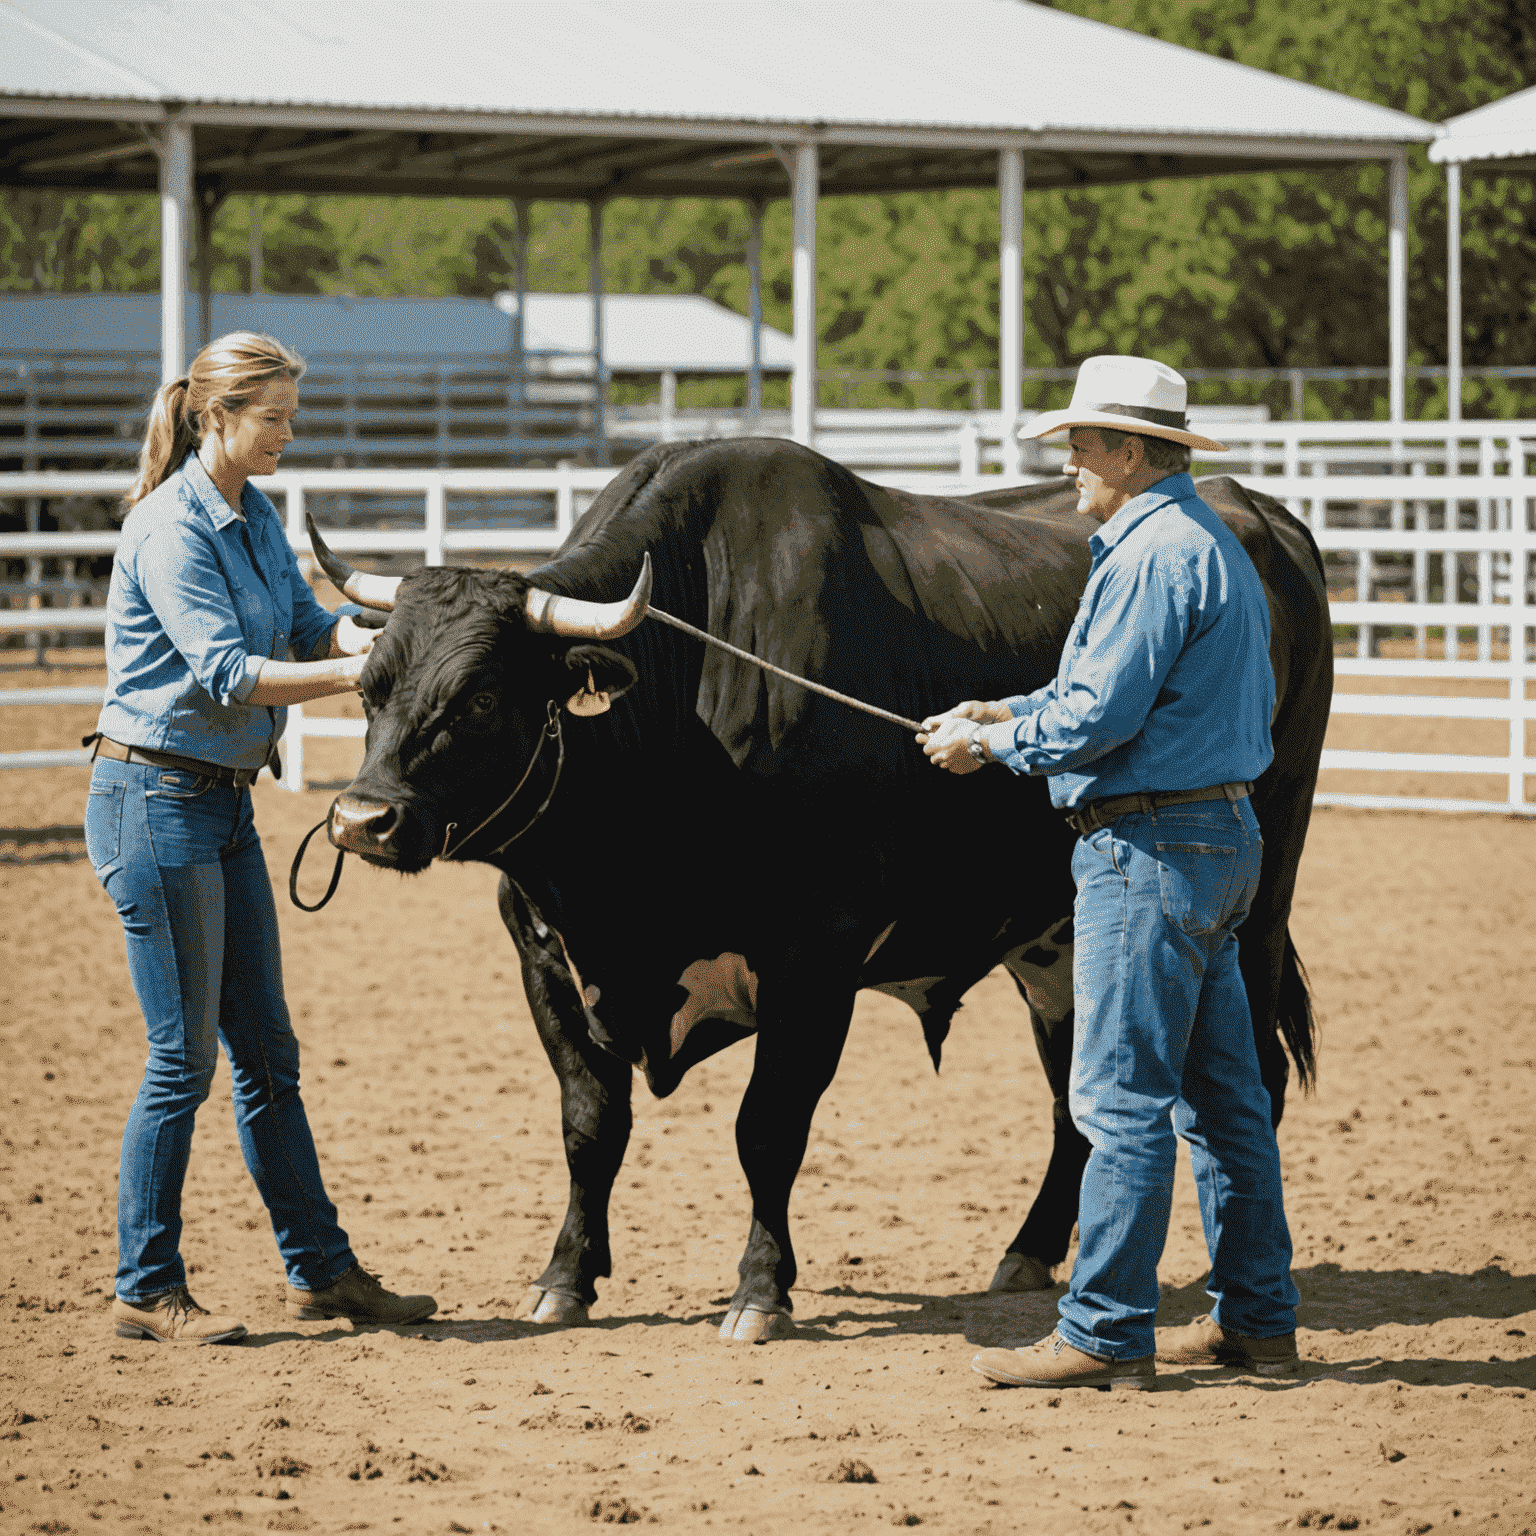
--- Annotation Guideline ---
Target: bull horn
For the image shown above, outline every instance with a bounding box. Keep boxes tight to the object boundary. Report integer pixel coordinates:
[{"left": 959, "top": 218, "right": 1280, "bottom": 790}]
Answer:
[
  {"left": 524, "top": 552, "right": 652, "bottom": 639},
  {"left": 305, "top": 513, "right": 402, "bottom": 611}
]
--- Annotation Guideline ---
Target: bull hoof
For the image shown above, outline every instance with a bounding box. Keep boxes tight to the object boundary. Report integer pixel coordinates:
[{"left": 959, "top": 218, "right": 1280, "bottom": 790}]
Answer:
[
  {"left": 515, "top": 1286, "right": 590, "bottom": 1326},
  {"left": 987, "top": 1254, "right": 1055, "bottom": 1294},
  {"left": 718, "top": 1305, "right": 796, "bottom": 1344}
]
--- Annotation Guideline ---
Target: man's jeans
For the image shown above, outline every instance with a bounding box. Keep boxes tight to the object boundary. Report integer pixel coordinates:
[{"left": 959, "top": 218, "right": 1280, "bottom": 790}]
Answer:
[
  {"left": 86, "top": 757, "right": 354, "bottom": 1302},
  {"left": 1056, "top": 796, "right": 1298, "bottom": 1360}
]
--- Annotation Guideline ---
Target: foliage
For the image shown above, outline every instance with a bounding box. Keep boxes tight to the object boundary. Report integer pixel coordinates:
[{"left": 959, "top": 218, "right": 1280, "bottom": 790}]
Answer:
[{"left": 3, "top": 0, "right": 1533, "bottom": 417}]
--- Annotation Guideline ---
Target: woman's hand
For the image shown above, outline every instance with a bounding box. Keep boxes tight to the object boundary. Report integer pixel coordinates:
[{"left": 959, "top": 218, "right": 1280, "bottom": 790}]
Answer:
[
  {"left": 334, "top": 614, "right": 380, "bottom": 657},
  {"left": 336, "top": 651, "right": 369, "bottom": 692}
]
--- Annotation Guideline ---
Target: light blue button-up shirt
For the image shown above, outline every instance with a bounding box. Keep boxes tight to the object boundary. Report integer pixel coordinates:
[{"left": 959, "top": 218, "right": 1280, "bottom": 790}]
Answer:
[
  {"left": 979, "top": 473, "right": 1274, "bottom": 809},
  {"left": 96, "top": 453, "right": 338, "bottom": 770}
]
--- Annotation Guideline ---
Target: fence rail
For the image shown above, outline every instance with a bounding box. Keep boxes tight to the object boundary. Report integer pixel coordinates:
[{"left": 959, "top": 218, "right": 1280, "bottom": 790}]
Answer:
[{"left": 4, "top": 422, "right": 1535, "bottom": 812}]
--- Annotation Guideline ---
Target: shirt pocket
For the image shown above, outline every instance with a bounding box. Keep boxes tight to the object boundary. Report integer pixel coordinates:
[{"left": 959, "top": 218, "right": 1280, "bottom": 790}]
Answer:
[
  {"left": 85, "top": 777, "right": 125, "bottom": 879},
  {"left": 1155, "top": 840, "right": 1239, "bottom": 937}
]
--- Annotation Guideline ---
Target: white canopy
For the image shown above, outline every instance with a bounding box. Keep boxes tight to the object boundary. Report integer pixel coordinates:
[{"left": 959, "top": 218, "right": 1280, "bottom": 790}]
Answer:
[
  {"left": 1430, "top": 83, "right": 1536, "bottom": 419},
  {"left": 2, "top": 0, "right": 1439, "bottom": 441},
  {"left": 1430, "top": 84, "right": 1536, "bottom": 170}
]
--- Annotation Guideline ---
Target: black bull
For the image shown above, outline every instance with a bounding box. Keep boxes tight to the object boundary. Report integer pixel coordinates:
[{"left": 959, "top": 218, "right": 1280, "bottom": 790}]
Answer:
[{"left": 323, "top": 438, "right": 1331, "bottom": 1343}]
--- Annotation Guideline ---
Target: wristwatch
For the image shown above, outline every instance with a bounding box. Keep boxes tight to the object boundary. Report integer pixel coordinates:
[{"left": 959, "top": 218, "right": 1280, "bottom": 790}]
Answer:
[{"left": 967, "top": 724, "right": 990, "bottom": 764}]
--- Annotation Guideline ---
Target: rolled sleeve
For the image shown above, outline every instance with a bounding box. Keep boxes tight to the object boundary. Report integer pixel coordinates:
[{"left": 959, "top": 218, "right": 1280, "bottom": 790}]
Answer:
[
  {"left": 231, "top": 654, "right": 266, "bottom": 702},
  {"left": 136, "top": 525, "right": 263, "bottom": 708}
]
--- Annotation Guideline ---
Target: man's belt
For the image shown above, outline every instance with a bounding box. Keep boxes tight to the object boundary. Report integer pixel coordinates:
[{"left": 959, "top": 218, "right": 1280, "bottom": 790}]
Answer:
[
  {"left": 1064, "top": 781, "right": 1253, "bottom": 837},
  {"left": 89, "top": 734, "right": 269, "bottom": 790}
]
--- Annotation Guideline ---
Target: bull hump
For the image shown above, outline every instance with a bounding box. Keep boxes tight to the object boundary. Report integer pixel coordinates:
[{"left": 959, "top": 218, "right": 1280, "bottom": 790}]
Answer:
[{"left": 670, "top": 953, "right": 759, "bottom": 1057}]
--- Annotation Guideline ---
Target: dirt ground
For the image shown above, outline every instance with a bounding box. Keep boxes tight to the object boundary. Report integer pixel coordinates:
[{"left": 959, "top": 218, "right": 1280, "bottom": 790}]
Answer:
[{"left": 3, "top": 663, "right": 1534, "bottom": 1536}]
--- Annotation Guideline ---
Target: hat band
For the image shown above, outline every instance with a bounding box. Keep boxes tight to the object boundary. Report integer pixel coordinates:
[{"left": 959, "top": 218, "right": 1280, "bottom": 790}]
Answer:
[{"left": 1091, "top": 401, "right": 1188, "bottom": 430}]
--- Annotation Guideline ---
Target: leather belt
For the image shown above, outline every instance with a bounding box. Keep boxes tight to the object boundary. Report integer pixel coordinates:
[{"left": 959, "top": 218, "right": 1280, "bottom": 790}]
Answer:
[
  {"left": 90, "top": 735, "right": 268, "bottom": 790},
  {"left": 1064, "top": 781, "right": 1252, "bottom": 837}
]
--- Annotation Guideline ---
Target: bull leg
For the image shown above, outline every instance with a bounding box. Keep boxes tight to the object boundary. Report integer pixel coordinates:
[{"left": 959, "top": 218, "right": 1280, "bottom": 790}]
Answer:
[
  {"left": 499, "top": 877, "right": 631, "bottom": 1324},
  {"left": 993, "top": 969, "right": 1088, "bottom": 1293},
  {"left": 721, "top": 965, "right": 859, "bottom": 1344}
]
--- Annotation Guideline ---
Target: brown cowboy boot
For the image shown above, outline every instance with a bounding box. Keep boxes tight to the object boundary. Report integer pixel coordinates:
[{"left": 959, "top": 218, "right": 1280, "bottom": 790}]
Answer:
[
  {"left": 1155, "top": 1313, "right": 1300, "bottom": 1376},
  {"left": 286, "top": 1264, "right": 436, "bottom": 1325},
  {"left": 112, "top": 1286, "right": 247, "bottom": 1345},
  {"left": 972, "top": 1329, "right": 1155, "bottom": 1390}
]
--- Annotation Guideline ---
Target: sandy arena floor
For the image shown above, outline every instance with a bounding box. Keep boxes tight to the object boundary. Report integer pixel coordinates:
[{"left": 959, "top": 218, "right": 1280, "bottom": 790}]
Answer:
[{"left": 2, "top": 669, "right": 1534, "bottom": 1535}]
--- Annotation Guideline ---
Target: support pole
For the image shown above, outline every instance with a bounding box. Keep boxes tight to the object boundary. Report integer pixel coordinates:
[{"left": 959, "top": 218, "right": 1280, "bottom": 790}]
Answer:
[
  {"left": 789, "top": 142, "right": 818, "bottom": 448},
  {"left": 746, "top": 198, "right": 765, "bottom": 427},
  {"left": 157, "top": 118, "right": 192, "bottom": 385},
  {"left": 249, "top": 196, "right": 262, "bottom": 293},
  {"left": 1446, "top": 160, "right": 1462, "bottom": 424},
  {"left": 512, "top": 198, "right": 529, "bottom": 361},
  {"left": 510, "top": 197, "right": 530, "bottom": 456},
  {"left": 590, "top": 199, "right": 608, "bottom": 467},
  {"left": 196, "top": 186, "right": 221, "bottom": 352},
  {"left": 1388, "top": 150, "right": 1409, "bottom": 425},
  {"left": 998, "top": 147, "right": 1024, "bottom": 477}
]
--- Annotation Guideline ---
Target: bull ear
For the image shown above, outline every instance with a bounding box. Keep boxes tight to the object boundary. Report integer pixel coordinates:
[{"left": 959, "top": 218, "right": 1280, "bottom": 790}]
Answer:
[{"left": 561, "top": 644, "right": 637, "bottom": 702}]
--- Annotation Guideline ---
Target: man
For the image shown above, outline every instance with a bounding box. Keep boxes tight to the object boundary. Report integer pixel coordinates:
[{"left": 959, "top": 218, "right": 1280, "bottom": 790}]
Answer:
[{"left": 920, "top": 355, "right": 1300, "bottom": 1390}]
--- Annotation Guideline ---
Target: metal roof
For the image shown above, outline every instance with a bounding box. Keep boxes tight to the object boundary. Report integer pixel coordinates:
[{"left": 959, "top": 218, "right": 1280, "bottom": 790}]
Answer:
[
  {"left": 0, "top": 290, "right": 795, "bottom": 373},
  {"left": 1430, "top": 83, "right": 1536, "bottom": 171},
  {"left": 2, "top": 0, "right": 1436, "bottom": 200}
]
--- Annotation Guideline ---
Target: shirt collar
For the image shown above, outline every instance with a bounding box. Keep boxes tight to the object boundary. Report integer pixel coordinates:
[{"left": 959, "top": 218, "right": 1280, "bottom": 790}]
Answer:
[
  {"left": 179, "top": 451, "right": 262, "bottom": 531},
  {"left": 1089, "top": 472, "right": 1199, "bottom": 557}
]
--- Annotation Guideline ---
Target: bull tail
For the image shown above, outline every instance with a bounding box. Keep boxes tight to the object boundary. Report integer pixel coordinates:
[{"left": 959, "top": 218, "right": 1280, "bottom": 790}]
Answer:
[{"left": 1277, "top": 931, "right": 1317, "bottom": 1092}]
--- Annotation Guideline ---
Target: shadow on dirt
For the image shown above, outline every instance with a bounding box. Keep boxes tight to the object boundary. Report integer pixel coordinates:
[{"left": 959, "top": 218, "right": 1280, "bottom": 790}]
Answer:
[
  {"left": 1158, "top": 1262, "right": 1536, "bottom": 1332},
  {"left": 229, "top": 1264, "right": 1534, "bottom": 1378}
]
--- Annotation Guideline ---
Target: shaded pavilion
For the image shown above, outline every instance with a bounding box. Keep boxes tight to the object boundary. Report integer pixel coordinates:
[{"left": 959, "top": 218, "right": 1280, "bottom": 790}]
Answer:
[
  {"left": 3, "top": 0, "right": 1437, "bottom": 464},
  {"left": 1430, "top": 83, "right": 1536, "bottom": 421}
]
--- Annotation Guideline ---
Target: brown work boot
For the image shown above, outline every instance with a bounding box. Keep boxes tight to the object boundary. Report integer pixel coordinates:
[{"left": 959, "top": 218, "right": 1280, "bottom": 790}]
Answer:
[
  {"left": 112, "top": 1286, "right": 247, "bottom": 1345},
  {"left": 1155, "top": 1313, "right": 1300, "bottom": 1376},
  {"left": 286, "top": 1264, "right": 436, "bottom": 1325},
  {"left": 971, "top": 1329, "right": 1155, "bottom": 1391}
]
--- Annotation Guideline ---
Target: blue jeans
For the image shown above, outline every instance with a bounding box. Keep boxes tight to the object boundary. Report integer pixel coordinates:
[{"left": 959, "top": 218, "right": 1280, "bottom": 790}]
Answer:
[
  {"left": 86, "top": 757, "right": 354, "bottom": 1302},
  {"left": 1056, "top": 796, "right": 1298, "bottom": 1360}
]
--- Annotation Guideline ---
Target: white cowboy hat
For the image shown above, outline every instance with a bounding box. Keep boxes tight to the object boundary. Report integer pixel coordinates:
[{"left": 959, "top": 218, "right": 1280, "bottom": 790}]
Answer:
[{"left": 1020, "top": 355, "right": 1227, "bottom": 453}]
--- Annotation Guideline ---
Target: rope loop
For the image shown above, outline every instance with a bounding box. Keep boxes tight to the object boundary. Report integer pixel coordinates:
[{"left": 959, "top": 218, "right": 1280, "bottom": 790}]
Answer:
[{"left": 289, "top": 815, "right": 346, "bottom": 911}]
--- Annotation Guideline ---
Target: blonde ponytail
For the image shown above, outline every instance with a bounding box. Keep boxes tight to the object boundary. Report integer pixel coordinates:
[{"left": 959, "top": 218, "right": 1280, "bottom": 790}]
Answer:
[
  {"left": 128, "top": 376, "right": 197, "bottom": 508},
  {"left": 125, "top": 332, "right": 305, "bottom": 509}
]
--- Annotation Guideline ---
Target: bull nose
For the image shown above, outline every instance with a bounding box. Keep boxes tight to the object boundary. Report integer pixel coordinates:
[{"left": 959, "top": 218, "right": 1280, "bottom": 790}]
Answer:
[{"left": 330, "top": 793, "right": 399, "bottom": 856}]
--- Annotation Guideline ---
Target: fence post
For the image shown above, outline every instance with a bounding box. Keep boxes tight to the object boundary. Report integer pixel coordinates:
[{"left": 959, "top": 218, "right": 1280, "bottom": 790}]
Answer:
[
  {"left": 1478, "top": 435, "right": 1495, "bottom": 663},
  {"left": 285, "top": 702, "right": 306, "bottom": 793},
  {"left": 286, "top": 483, "right": 308, "bottom": 586},
  {"left": 1511, "top": 435, "right": 1531, "bottom": 811},
  {"left": 555, "top": 462, "right": 575, "bottom": 540},
  {"left": 424, "top": 478, "right": 446, "bottom": 566},
  {"left": 1412, "top": 457, "right": 1427, "bottom": 658},
  {"left": 959, "top": 420, "right": 981, "bottom": 482}
]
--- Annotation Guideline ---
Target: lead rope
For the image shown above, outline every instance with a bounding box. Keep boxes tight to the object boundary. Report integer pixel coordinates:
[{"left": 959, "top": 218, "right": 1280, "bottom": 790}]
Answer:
[
  {"left": 288, "top": 700, "right": 564, "bottom": 911},
  {"left": 289, "top": 816, "right": 346, "bottom": 912},
  {"left": 644, "top": 605, "right": 927, "bottom": 734}
]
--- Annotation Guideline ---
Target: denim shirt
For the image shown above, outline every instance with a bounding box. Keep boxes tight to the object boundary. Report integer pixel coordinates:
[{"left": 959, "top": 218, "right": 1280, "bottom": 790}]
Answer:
[
  {"left": 980, "top": 473, "right": 1275, "bottom": 809},
  {"left": 95, "top": 453, "right": 338, "bottom": 770}
]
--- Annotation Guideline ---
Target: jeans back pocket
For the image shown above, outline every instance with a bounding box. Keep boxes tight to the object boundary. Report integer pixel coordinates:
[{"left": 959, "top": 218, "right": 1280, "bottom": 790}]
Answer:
[{"left": 1155, "top": 840, "right": 1239, "bottom": 937}]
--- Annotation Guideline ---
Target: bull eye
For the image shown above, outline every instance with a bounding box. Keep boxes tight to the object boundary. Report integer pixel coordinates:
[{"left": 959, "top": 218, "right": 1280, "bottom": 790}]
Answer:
[{"left": 467, "top": 691, "right": 497, "bottom": 717}]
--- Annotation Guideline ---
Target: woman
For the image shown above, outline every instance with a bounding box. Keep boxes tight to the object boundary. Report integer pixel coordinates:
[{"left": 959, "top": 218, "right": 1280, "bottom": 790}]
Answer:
[{"left": 86, "top": 331, "right": 434, "bottom": 1344}]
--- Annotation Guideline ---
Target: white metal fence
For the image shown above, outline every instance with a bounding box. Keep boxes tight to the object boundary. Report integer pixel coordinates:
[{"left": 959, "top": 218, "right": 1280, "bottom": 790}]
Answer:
[{"left": 4, "top": 421, "right": 1535, "bottom": 814}]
